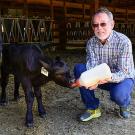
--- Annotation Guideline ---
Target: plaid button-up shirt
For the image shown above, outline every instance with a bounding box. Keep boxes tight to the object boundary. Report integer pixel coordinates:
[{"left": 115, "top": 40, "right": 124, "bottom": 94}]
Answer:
[{"left": 86, "top": 30, "right": 135, "bottom": 82}]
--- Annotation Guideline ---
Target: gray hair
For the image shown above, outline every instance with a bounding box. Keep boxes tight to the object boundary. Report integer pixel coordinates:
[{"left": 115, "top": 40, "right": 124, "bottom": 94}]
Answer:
[{"left": 92, "top": 7, "right": 114, "bottom": 23}]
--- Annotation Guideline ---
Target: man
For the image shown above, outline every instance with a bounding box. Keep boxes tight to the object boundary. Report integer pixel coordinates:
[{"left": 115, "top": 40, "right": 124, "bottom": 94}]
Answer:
[{"left": 74, "top": 7, "right": 135, "bottom": 122}]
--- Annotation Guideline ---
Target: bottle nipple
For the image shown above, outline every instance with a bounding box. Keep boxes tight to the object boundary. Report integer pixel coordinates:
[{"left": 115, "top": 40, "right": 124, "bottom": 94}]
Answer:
[{"left": 71, "top": 79, "right": 80, "bottom": 88}]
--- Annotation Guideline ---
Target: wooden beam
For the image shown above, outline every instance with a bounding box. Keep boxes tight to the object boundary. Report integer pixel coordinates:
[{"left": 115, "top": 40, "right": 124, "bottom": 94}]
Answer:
[
  {"left": 27, "top": 0, "right": 50, "bottom": 5},
  {"left": 65, "top": 2, "right": 83, "bottom": 9},
  {"left": 52, "top": 0, "right": 63, "bottom": 7},
  {"left": 65, "top": 13, "right": 83, "bottom": 18},
  {"left": 50, "top": 0, "right": 54, "bottom": 20},
  {"left": 23, "top": 0, "right": 28, "bottom": 16},
  {"left": 94, "top": 0, "right": 99, "bottom": 12}
]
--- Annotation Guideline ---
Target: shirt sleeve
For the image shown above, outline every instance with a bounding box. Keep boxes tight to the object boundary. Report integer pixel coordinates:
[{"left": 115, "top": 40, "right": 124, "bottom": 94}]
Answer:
[
  {"left": 111, "top": 39, "right": 135, "bottom": 82},
  {"left": 86, "top": 40, "right": 98, "bottom": 70}
]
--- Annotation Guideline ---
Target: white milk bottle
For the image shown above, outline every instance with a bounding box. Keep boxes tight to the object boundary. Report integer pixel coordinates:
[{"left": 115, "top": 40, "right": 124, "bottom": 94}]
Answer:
[{"left": 72, "top": 63, "right": 112, "bottom": 88}]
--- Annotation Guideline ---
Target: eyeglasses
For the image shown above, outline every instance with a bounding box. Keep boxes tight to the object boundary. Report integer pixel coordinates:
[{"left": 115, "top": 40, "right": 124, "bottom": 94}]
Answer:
[{"left": 92, "top": 23, "right": 107, "bottom": 28}]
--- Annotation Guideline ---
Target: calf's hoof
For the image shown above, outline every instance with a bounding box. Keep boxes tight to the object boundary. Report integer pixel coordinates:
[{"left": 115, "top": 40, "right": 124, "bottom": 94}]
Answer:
[
  {"left": 0, "top": 102, "right": 8, "bottom": 106},
  {"left": 25, "top": 122, "right": 34, "bottom": 128},
  {"left": 39, "top": 112, "right": 46, "bottom": 119},
  {"left": 0, "top": 100, "right": 8, "bottom": 106}
]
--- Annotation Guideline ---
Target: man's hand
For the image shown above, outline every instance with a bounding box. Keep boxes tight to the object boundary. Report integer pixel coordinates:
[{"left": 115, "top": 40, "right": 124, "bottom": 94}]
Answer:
[
  {"left": 87, "top": 77, "right": 112, "bottom": 90},
  {"left": 88, "top": 83, "right": 98, "bottom": 90},
  {"left": 98, "top": 77, "right": 112, "bottom": 85}
]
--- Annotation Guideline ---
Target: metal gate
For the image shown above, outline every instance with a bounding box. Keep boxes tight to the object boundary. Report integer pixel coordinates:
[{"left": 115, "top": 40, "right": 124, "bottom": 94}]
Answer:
[{"left": 0, "top": 18, "right": 53, "bottom": 45}]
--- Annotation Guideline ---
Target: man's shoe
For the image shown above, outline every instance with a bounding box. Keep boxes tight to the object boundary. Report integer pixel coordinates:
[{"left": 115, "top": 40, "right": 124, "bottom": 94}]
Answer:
[
  {"left": 120, "top": 107, "right": 130, "bottom": 119},
  {"left": 80, "top": 108, "right": 101, "bottom": 122}
]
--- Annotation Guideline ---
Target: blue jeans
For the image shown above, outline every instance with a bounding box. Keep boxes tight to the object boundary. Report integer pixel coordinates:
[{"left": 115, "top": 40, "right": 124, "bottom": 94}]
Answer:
[{"left": 74, "top": 63, "right": 135, "bottom": 109}]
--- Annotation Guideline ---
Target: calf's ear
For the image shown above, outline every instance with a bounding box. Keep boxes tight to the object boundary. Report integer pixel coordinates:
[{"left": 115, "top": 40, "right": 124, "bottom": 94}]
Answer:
[{"left": 39, "top": 60, "right": 50, "bottom": 70}]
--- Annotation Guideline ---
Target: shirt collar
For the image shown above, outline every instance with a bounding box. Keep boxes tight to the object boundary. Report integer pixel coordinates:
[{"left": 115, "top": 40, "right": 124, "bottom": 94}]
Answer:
[{"left": 107, "top": 30, "right": 114, "bottom": 42}]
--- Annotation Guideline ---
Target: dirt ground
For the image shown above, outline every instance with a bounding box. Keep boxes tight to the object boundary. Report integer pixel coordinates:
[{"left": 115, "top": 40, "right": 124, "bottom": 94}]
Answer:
[{"left": 0, "top": 50, "right": 135, "bottom": 135}]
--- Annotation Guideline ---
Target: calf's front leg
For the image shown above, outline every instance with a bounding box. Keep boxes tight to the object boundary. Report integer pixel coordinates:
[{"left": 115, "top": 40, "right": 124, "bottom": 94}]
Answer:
[{"left": 34, "top": 86, "right": 46, "bottom": 118}]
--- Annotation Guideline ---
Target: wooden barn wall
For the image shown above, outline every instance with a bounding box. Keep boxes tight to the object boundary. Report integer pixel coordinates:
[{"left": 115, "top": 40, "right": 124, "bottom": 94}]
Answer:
[{"left": 0, "top": 0, "right": 135, "bottom": 50}]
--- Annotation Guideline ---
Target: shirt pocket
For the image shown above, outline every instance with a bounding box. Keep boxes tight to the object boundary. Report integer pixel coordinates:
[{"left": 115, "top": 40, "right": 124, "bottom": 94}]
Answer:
[
  {"left": 109, "top": 56, "right": 119, "bottom": 72},
  {"left": 112, "top": 56, "right": 119, "bottom": 72}
]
